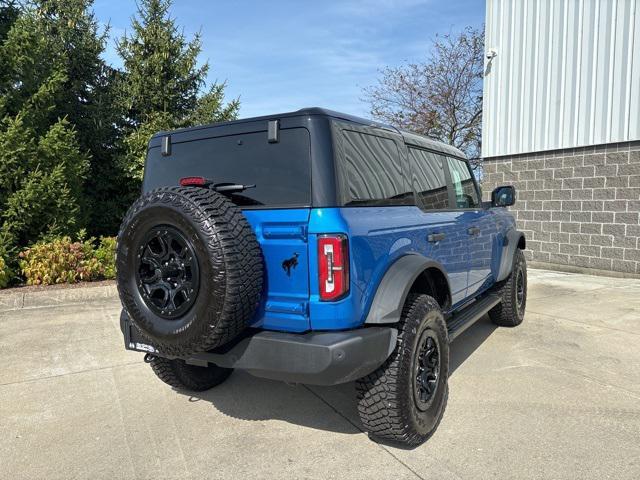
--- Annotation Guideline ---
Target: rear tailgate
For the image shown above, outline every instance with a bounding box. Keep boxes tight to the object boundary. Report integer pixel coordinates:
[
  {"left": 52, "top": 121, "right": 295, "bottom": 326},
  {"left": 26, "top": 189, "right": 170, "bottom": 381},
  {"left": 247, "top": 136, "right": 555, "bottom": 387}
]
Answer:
[{"left": 244, "top": 209, "right": 311, "bottom": 332}]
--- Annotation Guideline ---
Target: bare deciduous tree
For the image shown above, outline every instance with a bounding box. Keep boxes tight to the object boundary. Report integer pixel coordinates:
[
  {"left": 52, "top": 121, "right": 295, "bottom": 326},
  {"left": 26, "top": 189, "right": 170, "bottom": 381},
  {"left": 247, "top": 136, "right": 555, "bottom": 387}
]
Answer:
[{"left": 363, "top": 26, "right": 484, "bottom": 164}]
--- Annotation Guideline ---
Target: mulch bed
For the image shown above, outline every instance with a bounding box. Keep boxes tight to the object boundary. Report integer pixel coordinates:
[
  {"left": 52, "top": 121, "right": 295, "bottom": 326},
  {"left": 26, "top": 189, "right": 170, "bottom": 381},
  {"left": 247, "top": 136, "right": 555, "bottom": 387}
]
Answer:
[{"left": 0, "top": 279, "right": 116, "bottom": 294}]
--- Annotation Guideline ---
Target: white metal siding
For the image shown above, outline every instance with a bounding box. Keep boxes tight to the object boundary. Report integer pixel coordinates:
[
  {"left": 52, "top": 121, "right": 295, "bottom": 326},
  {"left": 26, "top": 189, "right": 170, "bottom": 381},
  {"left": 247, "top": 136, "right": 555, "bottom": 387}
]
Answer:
[{"left": 483, "top": 0, "right": 640, "bottom": 158}]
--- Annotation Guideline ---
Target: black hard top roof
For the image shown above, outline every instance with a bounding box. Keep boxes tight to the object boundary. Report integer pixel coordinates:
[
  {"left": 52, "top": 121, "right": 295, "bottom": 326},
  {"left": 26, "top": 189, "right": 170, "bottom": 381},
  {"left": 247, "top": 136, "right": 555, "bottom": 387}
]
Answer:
[{"left": 152, "top": 107, "right": 466, "bottom": 159}]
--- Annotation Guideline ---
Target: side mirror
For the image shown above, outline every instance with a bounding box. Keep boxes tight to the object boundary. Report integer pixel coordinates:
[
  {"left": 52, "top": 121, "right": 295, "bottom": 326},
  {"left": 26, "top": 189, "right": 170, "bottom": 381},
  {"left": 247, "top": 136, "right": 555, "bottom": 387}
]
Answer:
[{"left": 492, "top": 185, "right": 516, "bottom": 207}]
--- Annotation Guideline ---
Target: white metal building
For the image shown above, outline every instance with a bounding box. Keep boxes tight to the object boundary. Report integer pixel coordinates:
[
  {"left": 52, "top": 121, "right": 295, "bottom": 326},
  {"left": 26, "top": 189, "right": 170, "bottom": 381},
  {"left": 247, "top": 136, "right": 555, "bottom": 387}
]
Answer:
[{"left": 483, "top": 0, "right": 640, "bottom": 158}]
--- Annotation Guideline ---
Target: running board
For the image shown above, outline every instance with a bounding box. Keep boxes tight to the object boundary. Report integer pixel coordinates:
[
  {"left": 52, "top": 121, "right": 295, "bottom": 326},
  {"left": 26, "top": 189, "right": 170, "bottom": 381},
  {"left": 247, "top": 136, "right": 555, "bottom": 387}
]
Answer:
[{"left": 447, "top": 294, "right": 501, "bottom": 342}]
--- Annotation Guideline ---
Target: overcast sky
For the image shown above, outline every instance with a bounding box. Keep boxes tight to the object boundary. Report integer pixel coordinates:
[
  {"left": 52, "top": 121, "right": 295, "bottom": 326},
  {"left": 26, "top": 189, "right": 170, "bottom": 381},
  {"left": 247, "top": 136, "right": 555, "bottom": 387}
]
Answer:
[{"left": 93, "top": 0, "right": 485, "bottom": 119}]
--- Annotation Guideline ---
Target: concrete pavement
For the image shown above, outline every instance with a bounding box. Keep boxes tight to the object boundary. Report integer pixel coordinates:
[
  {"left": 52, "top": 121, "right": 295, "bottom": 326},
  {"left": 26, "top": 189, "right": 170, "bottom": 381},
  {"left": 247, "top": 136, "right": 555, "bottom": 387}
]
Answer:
[{"left": 1, "top": 269, "right": 639, "bottom": 479}]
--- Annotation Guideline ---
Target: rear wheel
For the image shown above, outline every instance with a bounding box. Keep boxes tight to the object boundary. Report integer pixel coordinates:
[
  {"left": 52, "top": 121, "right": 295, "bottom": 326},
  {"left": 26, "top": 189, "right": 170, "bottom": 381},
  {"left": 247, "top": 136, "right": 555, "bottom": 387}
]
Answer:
[
  {"left": 149, "top": 356, "right": 232, "bottom": 392},
  {"left": 356, "top": 294, "right": 449, "bottom": 447},
  {"left": 489, "top": 248, "right": 527, "bottom": 327}
]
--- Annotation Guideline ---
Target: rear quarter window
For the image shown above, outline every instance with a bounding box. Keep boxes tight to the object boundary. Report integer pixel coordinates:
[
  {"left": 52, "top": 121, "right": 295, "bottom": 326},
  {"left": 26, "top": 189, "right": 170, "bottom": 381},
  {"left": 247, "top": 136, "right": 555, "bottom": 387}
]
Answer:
[
  {"left": 338, "top": 129, "right": 413, "bottom": 206},
  {"left": 143, "top": 128, "right": 311, "bottom": 208}
]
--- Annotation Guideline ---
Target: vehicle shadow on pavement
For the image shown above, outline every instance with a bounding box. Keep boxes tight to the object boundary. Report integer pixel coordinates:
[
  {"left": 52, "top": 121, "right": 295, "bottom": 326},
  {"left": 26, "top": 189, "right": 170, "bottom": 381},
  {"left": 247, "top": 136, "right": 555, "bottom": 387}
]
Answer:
[
  {"left": 175, "top": 372, "right": 361, "bottom": 435},
  {"left": 449, "top": 314, "right": 497, "bottom": 375},
  {"left": 174, "top": 315, "right": 496, "bottom": 436},
  {"left": 370, "top": 317, "right": 498, "bottom": 450}
]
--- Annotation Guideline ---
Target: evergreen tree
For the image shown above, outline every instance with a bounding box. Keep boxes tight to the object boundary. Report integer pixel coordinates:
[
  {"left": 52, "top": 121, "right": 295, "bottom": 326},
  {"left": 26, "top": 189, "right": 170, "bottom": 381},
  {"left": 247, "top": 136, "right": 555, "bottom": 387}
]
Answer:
[
  {"left": 33, "top": 0, "right": 126, "bottom": 236},
  {"left": 189, "top": 82, "right": 241, "bottom": 127},
  {"left": 0, "top": 1, "right": 19, "bottom": 43},
  {"left": 0, "top": 0, "right": 240, "bottom": 264},
  {"left": 0, "top": 1, "right": 126, "bottom": 237},
  {"left": 117, "top": 0, "right": 239, "bottom": 183},
  {"left": 0, "top": 3, "right": 91, "bottom": 259}
]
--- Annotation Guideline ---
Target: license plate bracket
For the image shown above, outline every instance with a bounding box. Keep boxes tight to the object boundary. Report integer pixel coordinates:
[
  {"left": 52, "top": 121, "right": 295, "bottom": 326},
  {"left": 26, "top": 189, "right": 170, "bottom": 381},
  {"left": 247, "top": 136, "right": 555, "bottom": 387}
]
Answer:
[{"left": 120, "top": 310, "right": 158, "bottom": 353}]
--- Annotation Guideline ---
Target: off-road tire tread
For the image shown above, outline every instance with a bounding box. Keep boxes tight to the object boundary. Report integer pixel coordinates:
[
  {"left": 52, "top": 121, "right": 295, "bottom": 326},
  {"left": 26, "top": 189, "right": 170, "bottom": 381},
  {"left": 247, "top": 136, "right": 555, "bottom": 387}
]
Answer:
[
  {"left": 117, "top": 186, "right": 263, "bottom": 355},
  {"left": 150, "top": 356, "right": 232, "bottom": 391},
  {"left": 356, "top": 294, "right": 449, "bottom": 447},
  {"left": 489, "top": 248, "right": 526, "bottom": 327}
]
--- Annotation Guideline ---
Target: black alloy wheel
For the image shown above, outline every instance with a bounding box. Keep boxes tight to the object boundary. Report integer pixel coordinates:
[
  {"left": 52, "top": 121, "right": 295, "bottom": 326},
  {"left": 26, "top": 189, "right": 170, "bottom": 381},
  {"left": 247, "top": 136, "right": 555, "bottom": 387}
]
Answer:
[
  {"left": 516, "top": 267, "right": 525, "bottom": 313},
  {"left": 414, "top": 331, "right": 441, "bottom": 410},
  {"left": 356, "top": 294, "right": 449, "bottom": 447},
  {"left": 136, "top": 226, "right": 200, "bottom": 319}
]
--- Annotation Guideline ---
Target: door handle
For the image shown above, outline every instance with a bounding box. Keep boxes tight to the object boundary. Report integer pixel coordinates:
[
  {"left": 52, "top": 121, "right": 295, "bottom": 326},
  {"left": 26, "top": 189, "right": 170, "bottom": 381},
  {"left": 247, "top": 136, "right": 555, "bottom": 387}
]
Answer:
[
  {"left": 427, "top": 233, "right": 446, "bottom": 243},
  {"left": 468, "top": 226, "right": 481, "bottom": 236}
]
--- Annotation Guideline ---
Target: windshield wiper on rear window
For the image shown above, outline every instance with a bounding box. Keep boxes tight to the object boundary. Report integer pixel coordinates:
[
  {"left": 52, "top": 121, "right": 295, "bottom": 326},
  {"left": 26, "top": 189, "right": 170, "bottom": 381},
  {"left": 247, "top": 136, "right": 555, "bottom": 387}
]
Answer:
[
  {"left": 212, "top": 182, "right": 256, "bottom": 194},
  {"left": 179, "top": 177, "right": 256, "bottom": 194}
]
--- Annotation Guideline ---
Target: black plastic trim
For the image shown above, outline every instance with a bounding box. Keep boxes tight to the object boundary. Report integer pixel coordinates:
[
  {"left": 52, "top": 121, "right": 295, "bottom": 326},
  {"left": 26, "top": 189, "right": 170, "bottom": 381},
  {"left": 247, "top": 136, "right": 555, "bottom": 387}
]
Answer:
[
  {"left": 364, "top": 254, "right": 451, "bottom": 325},
  {"left": 121, "top": 311, "right": 397, "bottom": 386},
  {"left": 496, "top": 229, "right": 526, "bottom": 282}
]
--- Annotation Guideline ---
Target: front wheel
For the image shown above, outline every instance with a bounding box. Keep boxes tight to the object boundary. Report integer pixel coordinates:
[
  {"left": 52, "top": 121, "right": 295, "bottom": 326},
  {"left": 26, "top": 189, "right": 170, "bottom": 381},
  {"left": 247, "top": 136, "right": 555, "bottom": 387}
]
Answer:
[
  {"left": 149, "top": 356, "right": 232, "bottom": 392},
  {"left": 356, "top": 294, "right": 449, "bottom": 447},
  {"left": 489, "top": 248, "right": 527, "bottom": 327}
]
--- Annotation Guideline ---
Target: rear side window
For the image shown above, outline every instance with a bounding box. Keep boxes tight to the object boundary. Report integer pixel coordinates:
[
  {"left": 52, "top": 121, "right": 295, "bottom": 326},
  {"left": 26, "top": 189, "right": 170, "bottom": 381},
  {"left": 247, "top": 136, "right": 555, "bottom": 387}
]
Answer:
[
  {"left": 447, "top": 157, "right": 480, "bottom": 208},
  {"left": 340, "top": 130, "right": 413, "bottom": 206},
  {"left": 407, "top": 148, "right": 449, "bottom": 210},
  {"left": 143, "top": 128, "right": 311, "bottom": 208}
]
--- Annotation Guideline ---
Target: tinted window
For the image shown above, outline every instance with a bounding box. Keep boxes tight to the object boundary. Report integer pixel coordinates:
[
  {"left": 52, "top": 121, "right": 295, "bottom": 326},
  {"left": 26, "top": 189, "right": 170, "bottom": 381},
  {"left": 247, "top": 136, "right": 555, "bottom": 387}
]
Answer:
[
  {"left": 341, "top": 130, "right": 413, "bottom": 206},
  {"left": 143, "top": 128, "right": 311, "bottom": 207},
  {"left": 447, "top": 157, "right": 480, "bottom": 208},
  {"left": 407, "top": 148, "right": 449, "bottom": 210}
]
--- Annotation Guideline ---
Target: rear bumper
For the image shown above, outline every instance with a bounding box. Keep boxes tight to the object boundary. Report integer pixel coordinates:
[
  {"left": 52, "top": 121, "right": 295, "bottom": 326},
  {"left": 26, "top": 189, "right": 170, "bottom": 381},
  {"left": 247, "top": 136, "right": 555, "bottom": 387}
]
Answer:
[{"left": 121, "top": 312, "right": 397, "bottom": 386}]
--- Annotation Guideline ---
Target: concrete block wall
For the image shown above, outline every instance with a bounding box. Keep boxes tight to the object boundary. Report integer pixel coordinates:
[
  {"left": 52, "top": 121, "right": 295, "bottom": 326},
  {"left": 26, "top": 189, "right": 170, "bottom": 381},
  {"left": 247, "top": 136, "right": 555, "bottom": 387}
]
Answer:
[
  {"left": 423, "top": 186, "right": 449, "bottom": 210},
  {"left": 482, "top": 141, "right": 640, "bottom": 276}
]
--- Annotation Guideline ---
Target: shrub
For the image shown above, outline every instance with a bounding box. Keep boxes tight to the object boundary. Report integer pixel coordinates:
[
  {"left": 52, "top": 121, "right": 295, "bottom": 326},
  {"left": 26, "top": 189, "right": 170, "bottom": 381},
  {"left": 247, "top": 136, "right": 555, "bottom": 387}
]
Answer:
[
  {"left": 94, "top": 236, "right": 116, "bottom": 279},
  {"left": 0, "top": 256, "right": 10, "bottom": 288},
  {"left": 0, "top": 232, "right": 15, "bottom": 288},
  {"left": 17, "top": 235, "right": 118, "bottom": 286},
  {"left": 19, "top": 237, "right": 103, "bottom": 286}
]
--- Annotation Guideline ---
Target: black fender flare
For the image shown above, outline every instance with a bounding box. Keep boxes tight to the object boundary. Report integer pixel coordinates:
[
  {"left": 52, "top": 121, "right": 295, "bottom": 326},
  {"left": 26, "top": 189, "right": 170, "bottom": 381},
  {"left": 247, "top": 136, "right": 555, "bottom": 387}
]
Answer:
[
  {"left": 364, "top": 255, "right": 451, "bottom": 325},
  {"left": 495, "top": 229, "right": 526, "bottom": 282}
]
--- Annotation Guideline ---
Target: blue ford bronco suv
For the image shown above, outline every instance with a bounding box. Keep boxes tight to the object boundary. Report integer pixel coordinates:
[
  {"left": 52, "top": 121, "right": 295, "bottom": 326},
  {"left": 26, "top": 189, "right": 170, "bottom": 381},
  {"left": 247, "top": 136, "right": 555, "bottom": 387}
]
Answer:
[{"left": 117, "top": 108, "right": 526, "bottom": 446}]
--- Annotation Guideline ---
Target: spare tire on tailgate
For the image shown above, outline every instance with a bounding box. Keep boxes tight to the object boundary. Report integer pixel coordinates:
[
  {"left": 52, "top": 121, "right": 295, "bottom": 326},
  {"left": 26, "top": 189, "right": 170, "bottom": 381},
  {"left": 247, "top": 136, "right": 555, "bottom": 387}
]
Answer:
[{"left": 116, "top": 186, "right": 264, "bottom": 356}]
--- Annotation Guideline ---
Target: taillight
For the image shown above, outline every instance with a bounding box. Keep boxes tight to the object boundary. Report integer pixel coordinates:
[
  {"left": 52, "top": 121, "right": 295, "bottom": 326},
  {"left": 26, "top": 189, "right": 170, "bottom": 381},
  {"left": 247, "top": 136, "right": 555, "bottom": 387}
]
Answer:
[
  {"left": 179, "top": 176, "right": 209, "bottom": 187},
  {"left": 318, "top": 234, "right": 349, "bottom": 301}
]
